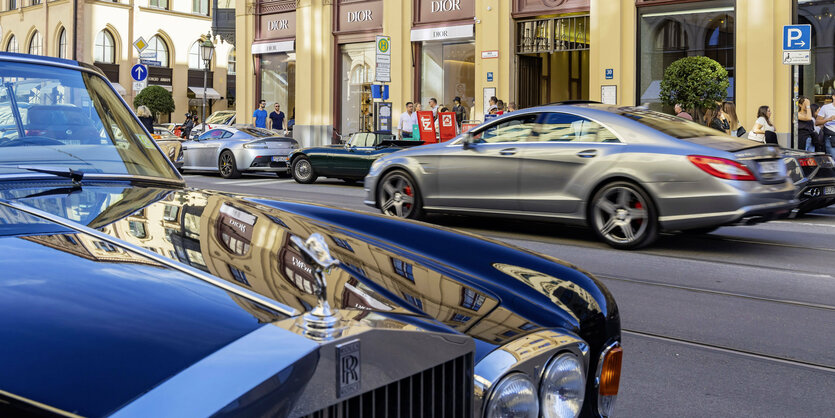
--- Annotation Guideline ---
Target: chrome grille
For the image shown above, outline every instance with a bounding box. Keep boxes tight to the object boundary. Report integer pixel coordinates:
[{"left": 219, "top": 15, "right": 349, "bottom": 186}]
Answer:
[{"left": 304, "top": 353, "right": 473, "bottom": 418}]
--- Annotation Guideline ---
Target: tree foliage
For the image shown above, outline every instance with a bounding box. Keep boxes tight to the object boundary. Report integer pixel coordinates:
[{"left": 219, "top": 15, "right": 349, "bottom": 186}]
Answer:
[
  {"left": 133, "top": 85, "right": 175, "bottom": 116},
  {"left": 659, "top": 56, "right": 729, "bottom": 112}
]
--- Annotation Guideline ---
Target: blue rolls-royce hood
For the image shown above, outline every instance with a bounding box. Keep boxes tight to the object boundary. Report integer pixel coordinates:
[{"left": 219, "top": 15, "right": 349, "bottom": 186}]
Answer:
[{"left": 1, "top": 182, "right": 619, "bottom": 406}]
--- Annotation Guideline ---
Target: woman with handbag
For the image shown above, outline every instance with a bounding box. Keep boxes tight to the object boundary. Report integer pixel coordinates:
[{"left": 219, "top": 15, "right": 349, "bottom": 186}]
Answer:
[
  {"left": 749, "top": 106, "right": 774, "bottom": 142},
  {"left": 723, "top": 101, "right": 745, "bottom": 137},
  {"left": 797, "top": 96, "right": 816, "bottom": 151}
]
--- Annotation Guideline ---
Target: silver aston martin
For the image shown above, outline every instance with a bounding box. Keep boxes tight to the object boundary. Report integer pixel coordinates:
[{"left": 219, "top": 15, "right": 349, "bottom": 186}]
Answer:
[
  {"left": 181, "top": 126, "right": 298, "bottom": 178},
  {"left": 364, "top": 104, "right": 798, "bottom": 249}
]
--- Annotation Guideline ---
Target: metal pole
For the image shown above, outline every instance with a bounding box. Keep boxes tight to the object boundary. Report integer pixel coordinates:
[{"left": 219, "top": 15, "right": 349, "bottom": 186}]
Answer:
[
  {"left": 793, "top": 64, "right": 799, "bottom": 149},
  {"left": 202, "top": 61, "right": 208, "bottom": 133}
]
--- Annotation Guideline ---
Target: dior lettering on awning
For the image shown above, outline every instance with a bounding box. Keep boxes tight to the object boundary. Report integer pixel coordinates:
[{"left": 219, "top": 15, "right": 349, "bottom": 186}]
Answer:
[{"left": 431, "top": 0, "right": 461, "bottom": 12}]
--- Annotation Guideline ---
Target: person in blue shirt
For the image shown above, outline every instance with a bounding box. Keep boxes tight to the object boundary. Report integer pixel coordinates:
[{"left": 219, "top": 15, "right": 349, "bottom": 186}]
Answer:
[
  {"left": 252, "top": 100, "right": 268, "bottom": 128},
  {"left": 269, "top": 103, "right": 285, "bottom": 131}
]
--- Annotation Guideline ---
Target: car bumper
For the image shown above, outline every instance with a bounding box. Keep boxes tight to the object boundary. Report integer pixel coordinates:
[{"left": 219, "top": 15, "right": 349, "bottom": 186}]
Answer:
[
  {"left": 652, "top": 179, "right": 798, "bottom": 230},
  {"left": 363, "top": 172, "right": 380, "bottom": 208},
  {"left": 796, "top": 181, "right": 835, "bottom": 212},
  {"left": 236, "top": 149, "right": 291, "bottom": 172}
]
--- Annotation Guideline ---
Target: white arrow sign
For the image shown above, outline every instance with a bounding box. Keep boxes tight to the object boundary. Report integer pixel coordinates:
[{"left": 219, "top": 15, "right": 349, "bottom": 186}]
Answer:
[{"left": 131, "top": 64, "right": 148, "bottom": 82}]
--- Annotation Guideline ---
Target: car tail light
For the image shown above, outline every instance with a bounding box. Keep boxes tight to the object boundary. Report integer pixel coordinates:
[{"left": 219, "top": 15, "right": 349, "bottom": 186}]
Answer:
[
  {"left": 798, "top": 157, "right": 817, "bottom": 167},
  {"left": 687, "top": 155, "right": 757, "bottom": 181}
]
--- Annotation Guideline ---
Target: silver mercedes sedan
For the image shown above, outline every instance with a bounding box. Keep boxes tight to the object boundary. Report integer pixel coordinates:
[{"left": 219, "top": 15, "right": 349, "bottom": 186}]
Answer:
[
  {"left": 181, "top": 126, "right": 298, "bottom": 178},
  {"left": 364, "top": 104, "right": 798, "bottom": 249}
]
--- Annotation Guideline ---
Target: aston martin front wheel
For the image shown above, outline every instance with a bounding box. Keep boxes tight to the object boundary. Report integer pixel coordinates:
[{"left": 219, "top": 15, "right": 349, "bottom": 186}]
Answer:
[
  {"left": 590, "top": 181, "right": 658, "bottom": 250},
  {"left": 377, "top": 170, "right": 424, "bottom": 220},
  {"left": 218, "top": 150, "right": 241, "bottom": 179},
  {"left": 292, "top": 157, "right": 317, "bottom": 184}
]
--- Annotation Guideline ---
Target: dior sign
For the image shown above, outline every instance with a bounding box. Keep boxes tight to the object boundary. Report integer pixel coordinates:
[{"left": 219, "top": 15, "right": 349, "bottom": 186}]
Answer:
[
  {"left": 337, "top": 1, "right": 383, "bottom": 32},
  {"left": 348, "top": 10, "right": 373, "bottom": 22},
  {"left": 259, "top": 11, "right": 295, "bottom": 40},
  {"left": 431, "top": 0, "right": 461, "bottom": 12},
  {"left": 268, "top": 20, "right": 289, "bottom": 31}
]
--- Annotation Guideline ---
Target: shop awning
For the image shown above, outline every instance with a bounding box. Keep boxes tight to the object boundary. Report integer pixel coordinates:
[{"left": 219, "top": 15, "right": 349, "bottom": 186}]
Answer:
[
  {"left": 252, "top": 40, "right": 295, "bottom": 55},
  {"left": 188, "top": 87, "right": 222, "bottom": 100},
  {"left": 150, "top": 84, "right": 173, "bottom": 92},
  {"left": 111, "top": 82, "right": 127, "bottom": 96}
]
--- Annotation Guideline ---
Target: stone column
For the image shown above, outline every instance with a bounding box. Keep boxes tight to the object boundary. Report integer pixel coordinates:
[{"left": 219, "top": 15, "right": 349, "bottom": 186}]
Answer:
[
  {"left": 589, "top": 0, "right": 636, "bottom": 106},
  {"left": 235, "top": 1, "right": 257, "bottom": 126},
  {"left": 294, "top": 0, "right": 334, "bottom": 147}
]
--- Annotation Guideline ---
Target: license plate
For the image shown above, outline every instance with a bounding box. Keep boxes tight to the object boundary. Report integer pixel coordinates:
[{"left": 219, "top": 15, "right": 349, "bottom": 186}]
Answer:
[
  {"left": 271, "top": 156, "right": 282, "bottom": 162},
  {"left": 758, "top": 161, "right": 780, "bottom": 174},
  {"left": 825, "top": 186, "right": 835, "bottom": 196}
]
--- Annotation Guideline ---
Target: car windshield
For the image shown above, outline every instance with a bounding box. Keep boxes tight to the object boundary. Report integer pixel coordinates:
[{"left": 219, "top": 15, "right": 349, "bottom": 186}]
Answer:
[
  {"left": 0, "top": 60, "right": 179, "bottom": 180},
  {"left": 616, "top": 107, "right": 728, "bottom": 139},
  {"left": 205, "top": 111, "right": 235, "bottom": 124}
]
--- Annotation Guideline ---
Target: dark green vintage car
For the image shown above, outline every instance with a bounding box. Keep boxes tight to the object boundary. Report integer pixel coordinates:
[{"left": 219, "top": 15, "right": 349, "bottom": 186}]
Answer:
[{"left": 287, "top": 132, "right": 425, "bottom": 184}]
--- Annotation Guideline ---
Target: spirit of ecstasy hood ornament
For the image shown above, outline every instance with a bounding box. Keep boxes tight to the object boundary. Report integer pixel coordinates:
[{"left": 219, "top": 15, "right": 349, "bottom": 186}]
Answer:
[{"left": 289, "top": 233, "right": 343, "bottom": 339}]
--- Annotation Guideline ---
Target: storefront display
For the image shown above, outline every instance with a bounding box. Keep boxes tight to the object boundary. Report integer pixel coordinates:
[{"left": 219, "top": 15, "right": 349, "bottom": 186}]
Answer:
[
  {"left": 339, "top": 43, "right": 376, "bottom": 135},
  {"left": 254, "top": 8, "right": 296, "bottom": 123},
  {"left": 637, "top": 0, "right": 735, "bottom": 112}
]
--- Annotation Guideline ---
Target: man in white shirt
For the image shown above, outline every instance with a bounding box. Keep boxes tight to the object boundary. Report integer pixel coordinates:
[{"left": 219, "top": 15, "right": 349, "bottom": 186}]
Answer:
[
  {"left": 398, "top": 102, "right": 417, "bottom": 140},
  {"left": 815, "top": 95, "right": 835, "bottom": 157},
  {"left": 429, "top": 98, "right": 439, "bottom": 119}
]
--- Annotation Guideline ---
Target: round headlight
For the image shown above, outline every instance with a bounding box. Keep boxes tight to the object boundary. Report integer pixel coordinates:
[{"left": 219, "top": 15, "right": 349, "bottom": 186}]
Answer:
[
  {"left": 540, "top": 352, "right": 586, "bottom": 418},
  {"left": 485, "top": 373, "right": 539, "bottom": 418}
]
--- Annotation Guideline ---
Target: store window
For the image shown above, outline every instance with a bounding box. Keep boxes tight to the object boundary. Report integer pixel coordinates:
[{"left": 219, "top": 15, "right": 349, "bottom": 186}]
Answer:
[
  {"left": 340, "top": 42, "right": 376, "bottom": 136},
  {"left": 798, "top": 1, "right": 835, "bottom": 105},
  {"left": 638, "top": 0, "right": 735, "bottom": 112},
  {"left": 420, "top": 42, "right": 475, "bottom": 114},
  {"left": 260, "top": 52, "right": 295, "bottom": 127},
  {"left": 94, "top": 30, "right": 115, "bottom": 64}
]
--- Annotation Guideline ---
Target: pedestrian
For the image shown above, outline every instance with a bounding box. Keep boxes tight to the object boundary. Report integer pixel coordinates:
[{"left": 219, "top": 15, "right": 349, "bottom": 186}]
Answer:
[
  {"left": 192, "top": 115, "right": 200, "bottom": 136},
  {"left": 507, "top": 102, "right": 518, "bottom": 112},
  {"left": 722, "top": 101, "right": 744, "bottom": 137},
  {"left": 497, "top": 100, "right": 506, "bottom": 115},
  {"left": 269, "top": 103, "right": 285, "bottom": 131},
  {"left": 488, "top": 96, "right": 498, "bottom": 114},
  {"left": 398, "top": 101, "right": 417, "bottom": 140},
  {"left": 452, "top": 96, "right": 467, "bottom": 128},
  {"left": 674, "top": 104, "right": 693, "bottom": 121},
  {"left": 252, "top": 100, "right": 268, "bottom": 128},
  {"left": 704, "top": 108, "right": 726, "bottom": 134},
  {"left": 815, "top": 94, "right": 835, "bottom": 158},
  {"left": 797, "top": 96, "right": 816, "bottom": 151},
  {"left": 136, "top": 105, "right": 154, "bottom": 133},
  {"left": 749, "top": 106, "right": 774, "bottom": 143},
  {"left": 429, "top": 98, "right": 439, "bottom": 119},
  {"left": 415, "top": 103, "right": 422, "bottom": 112},
  {"left": 180, "top": 113, "right": 193, "bottom": 139}
]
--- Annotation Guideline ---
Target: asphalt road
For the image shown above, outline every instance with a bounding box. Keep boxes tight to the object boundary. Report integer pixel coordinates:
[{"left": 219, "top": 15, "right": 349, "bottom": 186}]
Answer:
[{"left": 185, "top": 173, "right": 835, "bottom": 417}]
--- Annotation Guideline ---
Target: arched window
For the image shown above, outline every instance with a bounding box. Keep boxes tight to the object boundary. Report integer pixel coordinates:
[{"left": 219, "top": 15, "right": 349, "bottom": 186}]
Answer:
[
  {"left": 654, "top": 20, "right": 687, "bottom": 51},
  {"left": 147, "top": 35, "right": 169, "bottom": 67},
  {"left": 704, "top": 15, "right": 734, "bottom": 75},
  {"left": 6, "top": 35, "right": 18, "bottom": 53},
  {"left": 227, "top": 48, "right": 236, "bottom": 75},
  {"left": 94, "top": 30, "right": 115, "bottom": 64},
  {"left": 57, "top": 28, "right": 67, "bottom": 59},
  {"left": 188, "top": 40, "right": 209, "bottom": 69},
  {"left": 28, "top": 31, "right": 42, "bottom": 55}
]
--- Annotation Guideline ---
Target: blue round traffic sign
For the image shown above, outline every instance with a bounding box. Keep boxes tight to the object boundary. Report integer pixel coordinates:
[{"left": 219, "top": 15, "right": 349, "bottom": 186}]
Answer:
[{"left": 131, "top": 64, "right": 148, "bottom": 82}]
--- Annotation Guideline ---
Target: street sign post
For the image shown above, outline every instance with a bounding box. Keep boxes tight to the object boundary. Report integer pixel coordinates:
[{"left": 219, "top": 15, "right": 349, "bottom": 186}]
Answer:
[
  {"left": 133, "top": 80, "right": 147, "bottom": 92},
  {"left": 133, "top": 37, "right": 148, "bottom": 53},
  {"left": 375, "top": 35, "right": 391, "bottom": 83},
  {"left": 783, "top": 24, "right": 811, "bottom": 149},
  {"left": 140, "top": 59, "right": 161, "bottom": 67},
  {"left": 131, "top": 64, "right": 148, "bottom": 82}
]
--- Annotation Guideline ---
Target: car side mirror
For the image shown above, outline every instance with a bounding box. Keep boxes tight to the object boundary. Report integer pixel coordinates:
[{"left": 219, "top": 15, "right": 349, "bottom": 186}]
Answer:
[{"left": 461, "top": 133, "right": 475, "bottom": 150}]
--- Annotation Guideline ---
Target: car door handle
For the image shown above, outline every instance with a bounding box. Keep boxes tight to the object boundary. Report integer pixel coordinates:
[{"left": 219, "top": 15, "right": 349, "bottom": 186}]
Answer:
[
  {"left": 500, "top": 148, "right": 517, "bottom": 156},
  {"left": 577, "top": 149, "right": 598, "bottom": 158}
]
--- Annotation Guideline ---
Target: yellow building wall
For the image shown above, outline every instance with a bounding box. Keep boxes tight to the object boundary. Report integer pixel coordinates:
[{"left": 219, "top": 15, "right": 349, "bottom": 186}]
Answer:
[
  {"left": 475, "top": 0, "right": 513, "bottom": 118},
  {"left": 295, "top": 0, "right": 334, "bottom": 147},
  {"left": 235, "top": 0, "right": 256, "bottom": 126},
  {"left": 384, "top": 0, "right": 412, "bottom": 121},
  {"left": 589, "top": 0, "right": 635, "bottom": 106}
]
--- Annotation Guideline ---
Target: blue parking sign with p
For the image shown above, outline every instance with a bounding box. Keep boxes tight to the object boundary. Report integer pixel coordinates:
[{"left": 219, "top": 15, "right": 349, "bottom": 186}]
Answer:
[{"left": 783, "top": 25, "right": 811, "bottom": 50}]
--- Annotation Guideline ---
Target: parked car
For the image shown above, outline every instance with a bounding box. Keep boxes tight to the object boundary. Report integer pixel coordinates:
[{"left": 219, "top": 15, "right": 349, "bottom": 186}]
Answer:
[
  {"left": 189, "top": 110, "right": 237, "bottom": 138},
  {"left": 152, "top": 127, "right": 184, "bottom": 169},
  {"left": 181, "top": 126, "right": 299, "bottom": 178},
  {"left": 782, "top": 149, "right": 835, "bottom": 214},
  {"left": 365, "top": 104, "right": 798, "bottom": 249},
  {"left": 0, "top": 53, "right": 622, "bottom": 417},
  {"left": 288, "top": 131, "right": 425, "bottom": 184}
]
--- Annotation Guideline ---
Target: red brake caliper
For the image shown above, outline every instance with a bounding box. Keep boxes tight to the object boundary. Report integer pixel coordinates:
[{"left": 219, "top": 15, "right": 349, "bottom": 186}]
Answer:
[
  {"left": 403, "top": 186, "right": 413, "bottom": 209},
  {"left": 633, "top": 202, "right": 643, "bottom": 225}
]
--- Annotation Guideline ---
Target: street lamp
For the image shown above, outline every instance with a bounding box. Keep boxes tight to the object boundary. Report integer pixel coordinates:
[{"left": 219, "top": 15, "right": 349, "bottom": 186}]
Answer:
[{"left": 200, "top": 35, "right": 215, "bottom": 133}]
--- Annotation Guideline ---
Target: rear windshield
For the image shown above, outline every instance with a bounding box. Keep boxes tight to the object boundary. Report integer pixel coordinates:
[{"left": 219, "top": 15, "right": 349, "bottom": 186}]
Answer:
[
  {"left": 205, "top": 112, "right": 235, "bottom": 124},
  {"left": 617, "top": 107, "right": 727, "bottom": 139}
]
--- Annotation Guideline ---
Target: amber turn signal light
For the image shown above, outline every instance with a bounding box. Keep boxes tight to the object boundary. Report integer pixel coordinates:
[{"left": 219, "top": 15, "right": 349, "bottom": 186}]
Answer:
[{"left": 599, "top": 346, "right": 622, "bottom": 396}]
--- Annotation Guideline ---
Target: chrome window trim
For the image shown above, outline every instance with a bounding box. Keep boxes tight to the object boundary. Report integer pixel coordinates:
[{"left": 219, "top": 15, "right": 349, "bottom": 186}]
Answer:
[
  {"left": 473, "top": 329, "right": 589, "bottom": 416},
  {"left": 595, "top": 340, "right": 621, "bottom": 418},
  {"left": 0, "top": 199, "right": 299, "bottom": 318}
]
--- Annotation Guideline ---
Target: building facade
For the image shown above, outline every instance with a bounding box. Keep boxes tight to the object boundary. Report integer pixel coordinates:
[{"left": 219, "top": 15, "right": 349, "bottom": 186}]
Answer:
[
  {"left": 0, "top": 0, "right": 235, "bottom": 123},
  {"left": 237, "top": 0, "right": 805, "bottom": 147}
]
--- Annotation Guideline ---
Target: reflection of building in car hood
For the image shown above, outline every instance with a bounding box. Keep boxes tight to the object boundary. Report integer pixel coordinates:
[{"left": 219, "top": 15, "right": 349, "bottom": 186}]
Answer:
[
  {"left": 492, "top": 262, "right": 600, "bottom": 322},
  {"left": 217, "top": 203, "right": 256, "bottom": 255}
]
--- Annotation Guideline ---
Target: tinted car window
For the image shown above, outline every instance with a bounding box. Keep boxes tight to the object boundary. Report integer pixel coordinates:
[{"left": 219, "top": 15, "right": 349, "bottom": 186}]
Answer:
[
  {"left": 476, "top": 114, "right": 539, "bottom": 143},
  {"left": 537, "top": 113, "right": 620, "bottom": 143},
  {"left": 238, "top": 128, "right": 273, "bottom": 138},
  {"left": 199, "top": 129, "right": 227, "bottom": 140},
  {"left": 617, "top": 107, "right": 724, "bottom": 139}
]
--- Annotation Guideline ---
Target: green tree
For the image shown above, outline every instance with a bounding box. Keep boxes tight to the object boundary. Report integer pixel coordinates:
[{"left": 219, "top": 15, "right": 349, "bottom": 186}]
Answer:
[
  {"left": 133, "top": 85, "right": 175, "bottom": 117},
  {"left": 659, "top": 56, "right": 729, "bottom": 116}
]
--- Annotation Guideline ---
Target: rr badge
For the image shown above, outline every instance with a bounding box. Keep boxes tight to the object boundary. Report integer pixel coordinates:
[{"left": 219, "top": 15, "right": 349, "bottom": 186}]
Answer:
[{"left": 336, "top": 339, "right": 361, "bottom": 398}]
